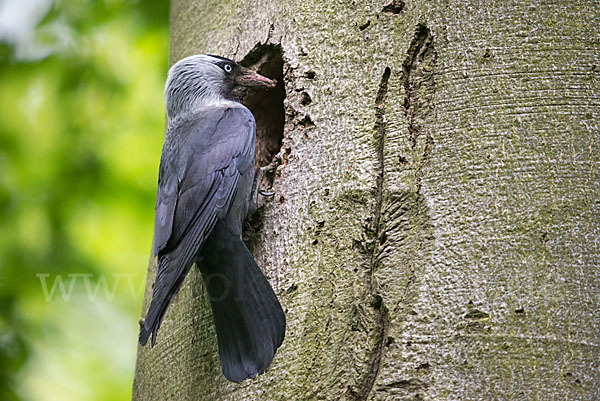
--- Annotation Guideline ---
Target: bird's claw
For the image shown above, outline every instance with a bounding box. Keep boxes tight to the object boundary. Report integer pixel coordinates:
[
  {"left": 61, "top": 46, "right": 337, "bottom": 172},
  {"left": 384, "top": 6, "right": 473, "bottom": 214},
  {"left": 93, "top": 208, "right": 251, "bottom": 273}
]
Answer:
[
  {"left": 258, "top": 189, "right": 275, "bottom": 197},
  {"left": 250, "top": 166, "right": 276, "bottom": 213}
]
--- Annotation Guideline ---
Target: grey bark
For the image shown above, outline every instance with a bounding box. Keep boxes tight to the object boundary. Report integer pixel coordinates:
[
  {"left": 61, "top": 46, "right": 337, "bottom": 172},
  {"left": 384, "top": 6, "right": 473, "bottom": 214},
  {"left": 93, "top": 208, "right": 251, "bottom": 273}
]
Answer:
[{"left": 133, "top": 1, "right": 600, "bottom": 400}]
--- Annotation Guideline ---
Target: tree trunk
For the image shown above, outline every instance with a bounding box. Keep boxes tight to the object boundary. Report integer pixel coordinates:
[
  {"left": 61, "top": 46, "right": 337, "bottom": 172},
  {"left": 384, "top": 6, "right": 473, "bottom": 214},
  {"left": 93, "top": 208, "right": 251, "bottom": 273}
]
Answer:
[{"left": 133, "top": 1, "right": 600, "bottom": 399}]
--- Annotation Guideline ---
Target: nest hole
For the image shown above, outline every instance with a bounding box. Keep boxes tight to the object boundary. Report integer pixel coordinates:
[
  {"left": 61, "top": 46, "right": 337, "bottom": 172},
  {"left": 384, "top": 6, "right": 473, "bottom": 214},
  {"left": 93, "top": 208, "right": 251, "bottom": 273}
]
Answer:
[
  {"left": 240, "top": 44, "right": 285, "bottom": 170},
  {"left": 240, "top": 44, "right": 285, "bottom": 250}
]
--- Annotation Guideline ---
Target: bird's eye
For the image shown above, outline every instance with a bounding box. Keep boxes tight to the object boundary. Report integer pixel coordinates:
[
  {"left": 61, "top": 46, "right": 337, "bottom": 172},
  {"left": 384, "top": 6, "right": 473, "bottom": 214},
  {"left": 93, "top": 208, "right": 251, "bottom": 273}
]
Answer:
[{"left": 224, "top": 64, "right": 233, "bottom": 73}]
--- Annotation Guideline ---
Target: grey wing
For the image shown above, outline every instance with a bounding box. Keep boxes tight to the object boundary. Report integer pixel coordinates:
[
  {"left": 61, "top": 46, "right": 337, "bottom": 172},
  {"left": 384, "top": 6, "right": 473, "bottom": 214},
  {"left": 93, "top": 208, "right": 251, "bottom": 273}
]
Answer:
[
  {"left": 154, "top": 107, "right": 255, "bottom": 255},
  {"left": 140, "top": 106, "right": 256, "bottom": 346},
  {"left": 152, "top": 148, "right": 178, "bottom": 256}
]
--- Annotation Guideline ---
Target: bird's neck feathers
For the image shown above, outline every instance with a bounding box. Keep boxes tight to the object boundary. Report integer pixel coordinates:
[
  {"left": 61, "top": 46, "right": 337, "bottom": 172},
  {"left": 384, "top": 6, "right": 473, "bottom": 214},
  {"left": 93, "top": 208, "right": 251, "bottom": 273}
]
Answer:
[{"left": 165, "top": 82, "right": 242, "bottom": 121}]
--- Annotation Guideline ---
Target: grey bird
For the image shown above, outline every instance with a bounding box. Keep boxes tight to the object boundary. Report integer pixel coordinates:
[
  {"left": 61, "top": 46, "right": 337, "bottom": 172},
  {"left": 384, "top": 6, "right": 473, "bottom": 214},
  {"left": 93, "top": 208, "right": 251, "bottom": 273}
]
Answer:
[{"left": 138, "top": 54, "right": 286, "bottom": 383}]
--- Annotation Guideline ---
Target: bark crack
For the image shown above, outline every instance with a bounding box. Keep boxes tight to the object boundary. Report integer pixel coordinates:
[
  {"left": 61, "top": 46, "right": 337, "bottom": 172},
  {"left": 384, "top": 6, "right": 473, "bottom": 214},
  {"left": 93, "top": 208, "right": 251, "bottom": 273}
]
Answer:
[
  {"left": 350, "top": 24, "right": 436, "bottom": 401},
  {"left": 351, "top": 25, "right": 436, "bottom": 400},
  {"left": 349, "top": 67, "right": 392, "bottom": 401},
  {"left": 402, "top": 23, "right": 436, "bottom": 193}
]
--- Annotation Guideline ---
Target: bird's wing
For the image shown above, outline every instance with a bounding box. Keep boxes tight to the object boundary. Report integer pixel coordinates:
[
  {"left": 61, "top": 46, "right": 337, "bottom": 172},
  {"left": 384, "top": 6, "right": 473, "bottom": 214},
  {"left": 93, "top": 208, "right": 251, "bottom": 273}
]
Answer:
[
  {"left": 154, "top": 106, "right": 255, "bottom": 255},
  {"left": 140, "top": 106, "right": 255, "bottom": 346}
]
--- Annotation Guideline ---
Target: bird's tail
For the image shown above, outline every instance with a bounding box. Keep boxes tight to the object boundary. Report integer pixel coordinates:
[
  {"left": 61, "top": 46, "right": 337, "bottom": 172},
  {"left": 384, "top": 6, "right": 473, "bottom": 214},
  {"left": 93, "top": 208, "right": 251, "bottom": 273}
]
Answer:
[{"left": 199, "top": 232, "right": 286, "bottom": 382}]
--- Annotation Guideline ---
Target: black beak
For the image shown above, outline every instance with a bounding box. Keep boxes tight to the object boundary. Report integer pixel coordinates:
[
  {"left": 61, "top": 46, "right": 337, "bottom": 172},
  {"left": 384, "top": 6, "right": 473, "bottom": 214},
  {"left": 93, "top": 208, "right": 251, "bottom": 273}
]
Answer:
[{"left": 235, "top": 67, "right": 276, "bottom": 88}]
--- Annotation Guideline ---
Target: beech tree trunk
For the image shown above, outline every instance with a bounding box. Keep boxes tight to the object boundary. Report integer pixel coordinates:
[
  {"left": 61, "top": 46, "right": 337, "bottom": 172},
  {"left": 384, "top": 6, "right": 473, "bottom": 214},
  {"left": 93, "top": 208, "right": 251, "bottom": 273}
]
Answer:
[{"left": 133, "top": 1, "right": 600, "bottom": 399}]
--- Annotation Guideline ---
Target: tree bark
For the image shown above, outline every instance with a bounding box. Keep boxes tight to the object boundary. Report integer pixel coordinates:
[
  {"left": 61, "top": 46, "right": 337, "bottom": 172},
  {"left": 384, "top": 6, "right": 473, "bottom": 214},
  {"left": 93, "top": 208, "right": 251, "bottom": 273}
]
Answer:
[{"left": 133, "top": 1, "right": 600, "bottom": 400}]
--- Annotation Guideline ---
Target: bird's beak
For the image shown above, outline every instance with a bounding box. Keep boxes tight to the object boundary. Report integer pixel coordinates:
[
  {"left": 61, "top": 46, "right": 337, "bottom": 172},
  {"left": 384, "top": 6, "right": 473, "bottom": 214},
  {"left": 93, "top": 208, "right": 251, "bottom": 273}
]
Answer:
[{"left": 235, "top": 67, "right": 276, "bottom": 88}]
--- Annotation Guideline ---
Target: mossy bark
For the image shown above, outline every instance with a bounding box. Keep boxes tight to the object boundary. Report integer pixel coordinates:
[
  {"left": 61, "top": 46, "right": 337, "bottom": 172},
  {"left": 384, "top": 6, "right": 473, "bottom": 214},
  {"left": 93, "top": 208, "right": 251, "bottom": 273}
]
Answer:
[{"left": 133, "top": 1, "right": 600, "bottom": 400}]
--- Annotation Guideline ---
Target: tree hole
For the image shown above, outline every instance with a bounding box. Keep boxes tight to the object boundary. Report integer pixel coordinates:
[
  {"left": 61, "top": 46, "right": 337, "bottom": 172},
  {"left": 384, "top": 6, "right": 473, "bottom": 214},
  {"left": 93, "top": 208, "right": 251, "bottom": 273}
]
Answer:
[
  {"left": 239, "top": 44, "right": 285, "bottom": 250},
  {"left": 239, "top": 44, "right": 286, "bottom": 170}
]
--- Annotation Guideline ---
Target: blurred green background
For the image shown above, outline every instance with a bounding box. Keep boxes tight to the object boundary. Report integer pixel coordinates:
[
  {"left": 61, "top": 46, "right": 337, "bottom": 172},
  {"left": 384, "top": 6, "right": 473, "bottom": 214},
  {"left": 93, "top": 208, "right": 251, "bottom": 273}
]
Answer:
[{"left": 0, "top": 0, "right": 169, "bottom": 400}]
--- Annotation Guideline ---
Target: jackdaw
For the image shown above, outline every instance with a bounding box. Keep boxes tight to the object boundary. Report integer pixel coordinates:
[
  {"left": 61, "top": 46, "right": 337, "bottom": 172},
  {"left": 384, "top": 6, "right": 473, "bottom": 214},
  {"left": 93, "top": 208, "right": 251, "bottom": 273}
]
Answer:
[{"left": 139, "top": 54, "right": 286, "bottom": 383}]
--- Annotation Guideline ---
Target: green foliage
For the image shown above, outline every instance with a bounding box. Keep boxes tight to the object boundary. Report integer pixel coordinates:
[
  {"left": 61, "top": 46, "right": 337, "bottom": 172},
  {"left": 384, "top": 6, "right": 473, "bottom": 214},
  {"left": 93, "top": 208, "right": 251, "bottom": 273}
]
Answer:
[{"left": 0, "top": 1, "right": 169, "bottom": 400}]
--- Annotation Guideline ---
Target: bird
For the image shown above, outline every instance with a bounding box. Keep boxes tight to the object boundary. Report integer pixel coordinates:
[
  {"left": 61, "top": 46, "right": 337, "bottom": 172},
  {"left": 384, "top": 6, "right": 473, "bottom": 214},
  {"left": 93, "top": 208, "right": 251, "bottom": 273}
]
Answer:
[{"left": 138, "top": 54, "right": 286, "bottom": 383}]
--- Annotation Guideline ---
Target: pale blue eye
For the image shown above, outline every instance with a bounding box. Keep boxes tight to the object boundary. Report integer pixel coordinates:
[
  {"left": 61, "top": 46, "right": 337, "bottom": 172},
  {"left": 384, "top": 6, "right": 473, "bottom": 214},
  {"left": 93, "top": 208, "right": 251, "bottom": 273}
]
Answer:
[{"left": 224, "top": 64, "right": 232, "bottom": 73}]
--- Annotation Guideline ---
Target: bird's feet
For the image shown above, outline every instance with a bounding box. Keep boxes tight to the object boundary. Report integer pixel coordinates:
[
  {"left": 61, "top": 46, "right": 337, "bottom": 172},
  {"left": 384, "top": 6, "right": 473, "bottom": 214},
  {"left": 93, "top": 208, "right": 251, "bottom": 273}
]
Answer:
[
  {"left": 250, "top": 165, "right": 276, "bottom": 214},
  {"left": 258, "top": 189, "right": 275, "bottom": 197}
]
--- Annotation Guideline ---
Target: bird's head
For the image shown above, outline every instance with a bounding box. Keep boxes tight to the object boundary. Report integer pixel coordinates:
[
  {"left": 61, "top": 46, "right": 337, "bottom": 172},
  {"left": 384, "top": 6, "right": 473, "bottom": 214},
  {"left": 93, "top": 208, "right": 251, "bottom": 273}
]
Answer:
[{"left": 164, "top": 54, "right": 275, "bottom": 120}]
